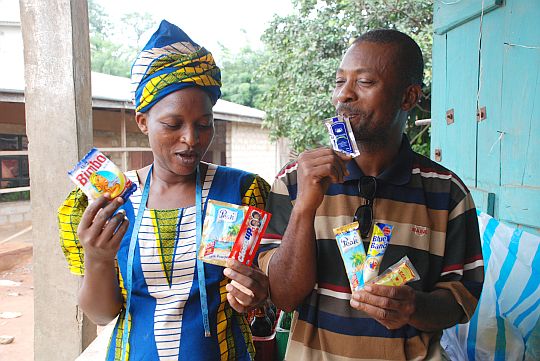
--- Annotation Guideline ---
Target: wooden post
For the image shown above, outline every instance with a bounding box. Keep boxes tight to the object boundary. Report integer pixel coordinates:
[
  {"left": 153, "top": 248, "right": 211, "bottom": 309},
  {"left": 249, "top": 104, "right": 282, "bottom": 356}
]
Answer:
[{"left": 19, "top": 0, "right": 96, "bottom": 359}]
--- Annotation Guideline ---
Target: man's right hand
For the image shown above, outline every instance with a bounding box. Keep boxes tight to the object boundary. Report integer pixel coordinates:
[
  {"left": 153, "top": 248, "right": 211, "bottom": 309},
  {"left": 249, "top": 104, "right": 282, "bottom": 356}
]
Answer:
[
  {"left": 77, "top": 193, "right": 129, "bottom": 264},
  {"left": 265, "top": 148, "right": 350, "bottom": 312},
  {"left": 296, "top": 148, "right": 351, "bottom": 211}
]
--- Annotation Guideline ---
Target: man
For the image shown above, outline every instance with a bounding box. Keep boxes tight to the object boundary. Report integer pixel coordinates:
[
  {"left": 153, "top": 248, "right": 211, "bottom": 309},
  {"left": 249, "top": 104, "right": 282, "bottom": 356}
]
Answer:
[{"left": 258, "top": 29, "right": 484, "bottom": 360}]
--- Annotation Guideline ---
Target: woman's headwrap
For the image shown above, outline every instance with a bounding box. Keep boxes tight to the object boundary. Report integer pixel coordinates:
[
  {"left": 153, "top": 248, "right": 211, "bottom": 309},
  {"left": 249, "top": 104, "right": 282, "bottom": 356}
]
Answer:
[{"left": 131, "top": 20, "right": 221, "bottom": 113}]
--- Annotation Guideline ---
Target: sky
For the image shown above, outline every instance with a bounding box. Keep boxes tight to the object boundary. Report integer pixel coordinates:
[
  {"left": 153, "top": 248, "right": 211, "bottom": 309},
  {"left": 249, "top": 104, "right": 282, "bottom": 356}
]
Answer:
[{"left": 95, "top": 0, "right": 294, "bottom": 59}]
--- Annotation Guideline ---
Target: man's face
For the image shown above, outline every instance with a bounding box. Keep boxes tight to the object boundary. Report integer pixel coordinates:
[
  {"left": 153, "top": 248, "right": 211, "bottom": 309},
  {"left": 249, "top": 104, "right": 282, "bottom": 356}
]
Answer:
[{"left": 331, "top": 41, "right": 407, "bottom": 144}]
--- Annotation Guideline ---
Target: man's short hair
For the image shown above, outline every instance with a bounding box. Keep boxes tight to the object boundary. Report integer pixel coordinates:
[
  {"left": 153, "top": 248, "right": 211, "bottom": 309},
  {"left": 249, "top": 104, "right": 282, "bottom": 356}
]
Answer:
[{"left": 353, "top": 29, "right": 424, "bottom": 87}]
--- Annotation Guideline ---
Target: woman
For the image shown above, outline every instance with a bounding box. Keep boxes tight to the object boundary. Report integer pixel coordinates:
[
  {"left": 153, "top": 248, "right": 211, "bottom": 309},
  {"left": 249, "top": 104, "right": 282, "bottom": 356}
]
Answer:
[{"left": 58, "top": 20, "right": 270, "bottom": 361}]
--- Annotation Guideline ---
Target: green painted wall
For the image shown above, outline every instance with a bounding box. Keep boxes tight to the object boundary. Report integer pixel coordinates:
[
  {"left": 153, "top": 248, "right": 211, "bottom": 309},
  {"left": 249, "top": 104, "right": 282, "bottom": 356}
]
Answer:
[{"left": 432, "top": 0, "right": 540, "bottom": 235}]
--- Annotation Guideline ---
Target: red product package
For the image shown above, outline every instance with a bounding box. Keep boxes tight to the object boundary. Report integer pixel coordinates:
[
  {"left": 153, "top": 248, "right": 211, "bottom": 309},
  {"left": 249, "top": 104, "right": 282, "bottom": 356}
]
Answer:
[{"left": 229, "top": 207, "right": 271, "bottom": 266}]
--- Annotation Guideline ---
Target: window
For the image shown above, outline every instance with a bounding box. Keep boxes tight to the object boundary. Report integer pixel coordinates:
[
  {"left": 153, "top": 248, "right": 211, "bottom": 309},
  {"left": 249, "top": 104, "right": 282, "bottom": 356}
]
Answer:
[{"left": 0, "top": 134, "right": 30, "bottom": 202}]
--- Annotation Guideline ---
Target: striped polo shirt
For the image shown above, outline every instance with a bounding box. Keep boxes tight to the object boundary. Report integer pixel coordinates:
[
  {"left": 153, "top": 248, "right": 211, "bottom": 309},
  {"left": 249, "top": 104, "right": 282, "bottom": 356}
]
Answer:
[{"left": 258, "top": 136, "right": 484, "bottom": 361}]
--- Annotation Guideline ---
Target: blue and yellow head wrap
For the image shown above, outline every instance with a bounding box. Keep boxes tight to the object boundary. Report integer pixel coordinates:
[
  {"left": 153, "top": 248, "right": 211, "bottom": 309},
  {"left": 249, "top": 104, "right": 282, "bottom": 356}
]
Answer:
[{"left": 131, "top": 20, "right": 221, "bottom": 113}]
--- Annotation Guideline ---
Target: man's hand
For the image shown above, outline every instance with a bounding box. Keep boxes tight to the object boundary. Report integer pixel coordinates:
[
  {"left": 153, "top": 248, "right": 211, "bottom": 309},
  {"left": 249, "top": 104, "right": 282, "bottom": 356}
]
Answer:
[
  {"left": 350, "top": 284, "right": 416, "bottom": 330},
  {"left": 223, "top": 259, "right": 270, "bottom": 313},
  {"left": 296, "top": 148, "right": 351, "bottom": 212},
  {"left": 265, "top": 147, "right": 350, "bottom": 312},
  {"left": 77, "top": 193, "right": 129, "bottom": 264}
]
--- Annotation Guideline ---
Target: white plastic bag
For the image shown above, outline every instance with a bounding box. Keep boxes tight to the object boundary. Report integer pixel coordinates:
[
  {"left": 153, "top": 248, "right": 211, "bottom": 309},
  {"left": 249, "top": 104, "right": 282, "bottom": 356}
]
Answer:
[{"left": 441, "top": 211, "right": 540, "bottom": 360}]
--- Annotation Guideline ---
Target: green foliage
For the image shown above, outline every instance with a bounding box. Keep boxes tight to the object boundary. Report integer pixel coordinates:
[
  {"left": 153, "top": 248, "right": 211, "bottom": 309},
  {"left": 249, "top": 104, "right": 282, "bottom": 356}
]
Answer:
[
  {"left": 121, "top": 12, "right": 156, "bottom": 48},
  {"left": 90, "top": 36, "right": 134, "bottom": 77},
  {"left": 88, "top": 0, "right": 111, "bottom": 36},
  {"left": 411, "top": 140, "right": 430, "bottom": 156},
  {"left": 88, "top": 0, "right": 156, "bottom": 77},
  {"left": 220, "top": 46, "right": 270, "bottom": 109},
  {"left": 259, "top": 0, "right": 433, "bottom": 153}
]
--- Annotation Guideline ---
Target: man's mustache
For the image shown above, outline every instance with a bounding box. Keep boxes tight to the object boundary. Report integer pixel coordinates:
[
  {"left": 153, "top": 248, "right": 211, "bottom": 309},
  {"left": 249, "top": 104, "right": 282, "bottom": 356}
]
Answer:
[{"left": 335, "top": 104, "right": 365, "bottom": 117}]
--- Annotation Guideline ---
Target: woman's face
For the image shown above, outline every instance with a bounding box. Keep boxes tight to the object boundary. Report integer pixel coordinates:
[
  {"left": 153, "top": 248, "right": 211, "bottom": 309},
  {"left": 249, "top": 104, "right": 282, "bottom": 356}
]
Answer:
[{"left": 136, "top": 87, "right": 214, "bottom": 176}]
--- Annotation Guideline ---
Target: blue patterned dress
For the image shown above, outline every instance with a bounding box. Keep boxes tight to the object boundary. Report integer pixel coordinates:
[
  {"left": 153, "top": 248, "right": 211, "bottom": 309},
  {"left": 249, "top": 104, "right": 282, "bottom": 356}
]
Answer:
[{"left": 58, "top": 163, "right": 270, "bottom": 360}]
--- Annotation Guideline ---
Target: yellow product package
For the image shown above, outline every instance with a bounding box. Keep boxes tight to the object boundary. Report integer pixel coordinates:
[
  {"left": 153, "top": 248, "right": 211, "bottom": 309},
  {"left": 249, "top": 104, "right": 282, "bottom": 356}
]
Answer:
[
  {"left": 363, "top": 222, "right": 394, "bottom": 283},
  {"left": 367, "top": 255, "right": 420, "bottom": 287}
]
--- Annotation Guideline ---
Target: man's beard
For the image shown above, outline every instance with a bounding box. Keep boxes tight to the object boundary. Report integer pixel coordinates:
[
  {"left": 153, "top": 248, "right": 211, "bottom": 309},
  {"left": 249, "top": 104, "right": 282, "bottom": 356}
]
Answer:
[
  {"left": 351, "top": 119, "right": 390, "bottom": 153},
  {"left": 336, "top": 104, "right": 390, "bottom": 153}
]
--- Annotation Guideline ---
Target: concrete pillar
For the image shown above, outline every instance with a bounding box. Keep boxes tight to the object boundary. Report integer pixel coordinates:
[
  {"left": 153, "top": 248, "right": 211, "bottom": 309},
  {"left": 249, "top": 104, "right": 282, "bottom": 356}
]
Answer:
[
  {"left": 225, "top": 121, "right": 232, "bottom": 167},
  {"left": 19, "top": 0, "right": 96, "bottom": 360},
  {"left": 120, "top": 108, "right": 128, "bottom": 171}
]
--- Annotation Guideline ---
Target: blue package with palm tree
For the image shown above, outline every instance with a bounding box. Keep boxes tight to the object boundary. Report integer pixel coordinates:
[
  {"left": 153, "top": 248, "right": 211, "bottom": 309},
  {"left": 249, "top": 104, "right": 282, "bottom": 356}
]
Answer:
[
  {"left": 334, "top": 221, "right": 367, "bottom": 291},
  {"left": 198, "top": 200, "right": 247, "bottom": 267}
]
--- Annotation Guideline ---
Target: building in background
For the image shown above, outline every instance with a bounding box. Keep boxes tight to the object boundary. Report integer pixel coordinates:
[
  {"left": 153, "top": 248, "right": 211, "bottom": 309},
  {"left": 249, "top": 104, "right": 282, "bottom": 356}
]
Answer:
[{"left": 0, "top": 0, "right": 290, "bottom": 226}]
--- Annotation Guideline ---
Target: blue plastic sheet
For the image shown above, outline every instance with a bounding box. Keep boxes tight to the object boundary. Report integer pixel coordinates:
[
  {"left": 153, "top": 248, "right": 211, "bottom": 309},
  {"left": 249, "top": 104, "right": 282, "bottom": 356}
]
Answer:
[{"left": 441, "top": 211, "right": 540, "bottom": 361}]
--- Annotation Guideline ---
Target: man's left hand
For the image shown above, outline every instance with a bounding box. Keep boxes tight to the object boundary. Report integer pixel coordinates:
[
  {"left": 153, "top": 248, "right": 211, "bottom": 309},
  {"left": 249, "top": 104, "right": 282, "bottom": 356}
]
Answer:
[
  {"left": 350, "top": 284, "right": 416, "bottom": 329},
  {"left": 223, "top": 259, "right": 270, "bottom": 313}
]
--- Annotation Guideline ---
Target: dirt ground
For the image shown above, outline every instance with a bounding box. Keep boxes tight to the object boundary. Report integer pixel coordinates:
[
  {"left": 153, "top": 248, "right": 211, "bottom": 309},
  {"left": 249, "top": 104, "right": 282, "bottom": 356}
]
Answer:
[
  {"left": 0, "top": 254, "right": 33, "bottom": 361},
  {"left": 0, "top": 222, "right": 115, "bottom": 361},
  {"left": 0, "top": 222, "right": 33, "bottom": 361}
]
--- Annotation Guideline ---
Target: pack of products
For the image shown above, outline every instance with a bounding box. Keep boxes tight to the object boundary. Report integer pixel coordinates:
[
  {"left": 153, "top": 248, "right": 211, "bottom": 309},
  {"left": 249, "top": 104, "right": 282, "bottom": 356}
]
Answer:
[
  {"left": 335, "top": 221, "right": 420, "bottom": 292},
  {"left": 363, "top": 222, "right": 394, "bottom": 283},
  {"left": 68, "top": 147, "right": 136, "bottom": 201},
  {"left": 324, "top": 116, "right": 360, "bottom": 157},
  {"left": 198, "top": 200, "right": 271, "bottom": 267},
  {"left": 229, "top": 207, "right": 271, "bottom": 266},
  {"left": 366, "top": 255, "right": 420, "bottom": 287},
  {"left": 334, "top": 221, "right": 366, "bottom": 291}
]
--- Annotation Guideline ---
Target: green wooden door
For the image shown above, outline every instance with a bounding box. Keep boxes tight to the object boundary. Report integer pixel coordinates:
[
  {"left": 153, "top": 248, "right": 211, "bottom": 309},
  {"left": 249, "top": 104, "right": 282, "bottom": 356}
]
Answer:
[
  {"left": 432, "top": 0, "right": 540, "bottom": 234},
  {"left": 498, "top": 1, "right": 540, "bottom": 234}
]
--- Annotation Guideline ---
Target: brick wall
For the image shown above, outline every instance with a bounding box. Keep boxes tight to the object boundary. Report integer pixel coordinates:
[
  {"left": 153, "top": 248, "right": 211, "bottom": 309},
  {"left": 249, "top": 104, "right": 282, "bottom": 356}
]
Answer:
[
  {"left": 0, "top": 112, "right": 291, "bottom": 226},
  {"left": 0, "top": 200, "right": 31, "bottom": 226},
  {"left": 226, "top": 122, "right": 289, "bottom": 184}
]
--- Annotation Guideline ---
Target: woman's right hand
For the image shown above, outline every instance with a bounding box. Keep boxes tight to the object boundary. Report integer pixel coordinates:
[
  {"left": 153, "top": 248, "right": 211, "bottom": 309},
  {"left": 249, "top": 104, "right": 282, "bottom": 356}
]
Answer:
[{"left": 77, "top": 193, "right": 129, "bottom": 264}]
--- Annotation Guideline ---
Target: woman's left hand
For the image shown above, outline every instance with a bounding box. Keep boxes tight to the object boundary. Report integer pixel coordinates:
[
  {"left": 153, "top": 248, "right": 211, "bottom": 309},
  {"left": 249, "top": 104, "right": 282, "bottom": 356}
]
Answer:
[{"left": 223, "top": 259, "right": 270, "bottom": 313}]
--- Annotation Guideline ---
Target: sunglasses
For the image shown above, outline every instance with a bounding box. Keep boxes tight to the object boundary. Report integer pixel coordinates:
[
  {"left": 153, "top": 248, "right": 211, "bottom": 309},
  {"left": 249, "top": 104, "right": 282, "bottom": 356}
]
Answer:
[{"left": 353, "top": 176, "right": 377, "bottom": 238}]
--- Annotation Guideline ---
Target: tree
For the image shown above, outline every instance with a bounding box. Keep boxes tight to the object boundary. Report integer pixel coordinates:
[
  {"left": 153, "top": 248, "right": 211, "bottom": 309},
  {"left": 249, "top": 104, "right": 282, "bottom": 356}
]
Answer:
[
  {"left": 88, "top": 0, "right": 156, "bottom": 78},
  {"left": 88, "top": 0, "right": 111, "bottom": 36},
  {"left": 90, "top": 37, "right": 134, "bottom": 78},
  {"left": 220, "top": 45, "right": 270, "bottom": 109},
  {"left": 260, "top": 0, "right": 433, "bottom": 154},
  {"left": 88, "top": 0, "right": 127, "bottom": 76},
  {"left": 121, "top": 12, "right": 156, "bottom": 49}
]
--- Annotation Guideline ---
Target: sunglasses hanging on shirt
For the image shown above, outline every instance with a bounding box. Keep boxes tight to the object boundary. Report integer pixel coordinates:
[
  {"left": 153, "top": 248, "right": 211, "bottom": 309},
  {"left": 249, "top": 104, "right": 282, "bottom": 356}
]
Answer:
[{"left": 353, "top": 176, "right": 377, "bottom": 238}]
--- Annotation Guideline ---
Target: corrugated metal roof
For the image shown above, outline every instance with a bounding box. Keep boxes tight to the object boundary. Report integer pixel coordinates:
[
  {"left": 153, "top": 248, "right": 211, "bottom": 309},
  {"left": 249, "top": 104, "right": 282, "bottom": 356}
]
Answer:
[{"left": 0, "top": 70, "right": 265, "bottom": 123}]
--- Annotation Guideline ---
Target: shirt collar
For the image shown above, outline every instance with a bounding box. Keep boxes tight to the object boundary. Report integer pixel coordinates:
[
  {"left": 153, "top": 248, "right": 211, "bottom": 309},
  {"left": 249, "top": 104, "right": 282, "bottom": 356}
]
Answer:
[{"left": 343, "top": 134, "right": 414, "bottom": 186}]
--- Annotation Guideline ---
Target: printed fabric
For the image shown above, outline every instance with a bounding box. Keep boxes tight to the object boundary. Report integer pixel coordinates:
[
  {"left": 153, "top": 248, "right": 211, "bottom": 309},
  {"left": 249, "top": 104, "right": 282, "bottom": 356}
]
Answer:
[{"left": 58, "top": 163, "right": 270, "bottom": 360}]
